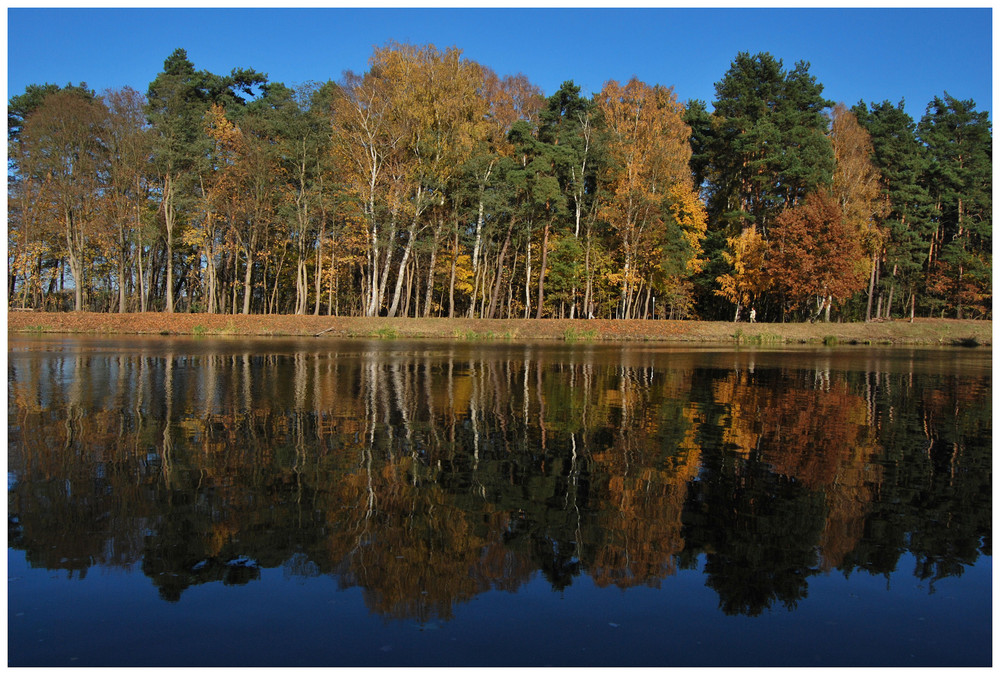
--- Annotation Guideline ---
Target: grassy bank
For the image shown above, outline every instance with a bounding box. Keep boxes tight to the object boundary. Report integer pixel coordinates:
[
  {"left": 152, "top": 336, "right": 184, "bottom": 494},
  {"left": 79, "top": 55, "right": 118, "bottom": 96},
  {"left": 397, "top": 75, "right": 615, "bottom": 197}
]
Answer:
[{"left": 6, "top": 311, "right": 991, "bottom": 346}]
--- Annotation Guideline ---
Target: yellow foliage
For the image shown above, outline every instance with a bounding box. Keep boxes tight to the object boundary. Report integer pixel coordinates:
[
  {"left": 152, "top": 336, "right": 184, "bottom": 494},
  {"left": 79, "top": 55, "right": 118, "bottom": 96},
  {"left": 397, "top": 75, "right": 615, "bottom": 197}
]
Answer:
[
  {"left": 715, "top": 225, "right": 772, "bottom": 308},
  {"left": 666, "top": 183, "right": 708, "bottom": 273}
]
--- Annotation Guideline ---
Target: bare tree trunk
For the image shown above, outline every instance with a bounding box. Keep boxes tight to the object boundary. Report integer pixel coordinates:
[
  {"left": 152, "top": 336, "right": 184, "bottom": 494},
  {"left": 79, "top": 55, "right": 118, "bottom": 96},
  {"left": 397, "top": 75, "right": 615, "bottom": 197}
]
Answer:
[
  {"left": 295, "top": 255, "right": 308, "bottom": 315},
  {"left": 374, "top": 213, "right": 398, "bottom": 315},
  {"left": 583, "top": 225, "right": 593, "bottom": 318},
  {"left": 865, "top": 252, "right": 877, "bottom": 322},
  {"left": 65, "top": 208, "right": 84, "bottom": 311},
  {"left": 163, "top": 173, "right": 175, "bottom": 314},
  {"left": 313, "top": 224, "right": 325, "bottom": 316},
  {"left": 487, "top": 221, "right": 513, "bottom": 319},
  {"left": 206, "top": 241, "right": 217, "bottom": 314},
  {"left": 387, "top": 219, "right": 418, "bottom": 318},
  {"left": 524, "top": 237, "right": 532, "bottom": 319},
  {"left": 403, "top": 256, "right": 413, "bottom": 318},
  {"left": 328, "top": 243, "right": 337, "bottom": 316},
  {"left": 241, "top": 236, "right": 255, "bottom": 315},
  {"left": 118, "top": 258, "right": 127, "bottom": 314},
  {"left": 137, "top": 243, "right": 147, "bottom": 313},
  {"left": 535, "top": 221, "right": 550, "bottom": 320},
  {"left": 423, "top": 221, "right": 442, "bottom": 318},
  {"left": 448, "top": 229, "right": 458, "bottom": 318}
]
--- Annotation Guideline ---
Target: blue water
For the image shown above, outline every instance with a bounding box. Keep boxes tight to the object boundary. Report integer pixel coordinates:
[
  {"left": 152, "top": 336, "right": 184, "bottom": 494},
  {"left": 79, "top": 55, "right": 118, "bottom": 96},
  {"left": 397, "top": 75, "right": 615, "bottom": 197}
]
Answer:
[{"left": 8, "top": 547, "right": 990, "bottom": 667}]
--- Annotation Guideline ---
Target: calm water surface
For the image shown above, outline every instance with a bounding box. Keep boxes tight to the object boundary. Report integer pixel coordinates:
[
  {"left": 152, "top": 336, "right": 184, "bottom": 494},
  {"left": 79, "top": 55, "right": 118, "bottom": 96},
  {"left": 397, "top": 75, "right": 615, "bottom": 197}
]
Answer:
[{"left": 7, "top": 336, "right": 991, "bottom": 666}]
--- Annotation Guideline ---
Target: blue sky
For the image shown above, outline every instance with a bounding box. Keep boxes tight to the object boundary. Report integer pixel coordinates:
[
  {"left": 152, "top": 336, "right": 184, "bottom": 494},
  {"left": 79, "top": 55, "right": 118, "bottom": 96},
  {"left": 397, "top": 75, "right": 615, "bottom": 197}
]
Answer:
[{"left": 7, "top": 7, "right": 993, "bottom": 120}]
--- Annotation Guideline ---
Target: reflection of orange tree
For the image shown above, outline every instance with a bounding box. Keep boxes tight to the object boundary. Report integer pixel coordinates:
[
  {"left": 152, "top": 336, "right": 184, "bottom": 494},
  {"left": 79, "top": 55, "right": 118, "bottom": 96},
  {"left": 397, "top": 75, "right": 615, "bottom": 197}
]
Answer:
[
  {"left": 9, "top": 384, "right": 161, "bottom": 574},
  {"left": 319, "top": 454, "right": 532, "bottom": 623},
  {"left": 586, "top": 399, "right": 703, "bottom": 589},
  {"left": 715, "top": 370, "right": 882, "bottom": 569}
]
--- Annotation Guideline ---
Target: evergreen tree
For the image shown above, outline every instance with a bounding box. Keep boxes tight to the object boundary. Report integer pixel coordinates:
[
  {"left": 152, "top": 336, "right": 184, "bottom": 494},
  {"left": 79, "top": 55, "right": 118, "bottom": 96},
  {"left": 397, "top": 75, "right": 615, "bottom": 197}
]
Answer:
[
  {"left": 506, "top": 118, "right": 568, "bottom": 318},
  {"left": 852, "top": 100, "right": 933, "bottom": 320},
  {"left": 537, "top": 81, "right": 603, "bottom": 317},
  {"left": 693, "top": 52, "right": 835, "bottom": 320},
  {"left": 918, "top": 94, "right": 991, "bottom": 318},
  {"left": 707, "top": 52, "right": 833, "bottom": 236},
  {"left": 145, "top": 48, "right": 266, "bottom": 313},
  {"left": 684, "top": 99, "right": 713, "bottom": 196},
  {"left": 146, "top": 49, "right": 213, "bottom": 313}
]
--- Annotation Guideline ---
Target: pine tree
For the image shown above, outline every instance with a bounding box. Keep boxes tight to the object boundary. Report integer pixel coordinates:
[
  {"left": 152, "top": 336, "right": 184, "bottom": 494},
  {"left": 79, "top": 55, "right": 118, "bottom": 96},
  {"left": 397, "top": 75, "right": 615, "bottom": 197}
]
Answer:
[
  {"left": 852, "top": 100, "right": 933, "bottom": 320},
  {"left": 695, "top": 52, "right": 835, "bottom": 319},
  {"left": 918, "top": 94, "right": 991, "bottom": 318}
]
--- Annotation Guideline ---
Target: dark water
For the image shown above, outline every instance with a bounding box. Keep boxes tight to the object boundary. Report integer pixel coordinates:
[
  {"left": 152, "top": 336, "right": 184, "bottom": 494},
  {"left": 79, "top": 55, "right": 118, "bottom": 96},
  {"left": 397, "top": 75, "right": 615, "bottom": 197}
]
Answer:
[{"left": 7, "top": 335, "right": 992, "bottom": 666}]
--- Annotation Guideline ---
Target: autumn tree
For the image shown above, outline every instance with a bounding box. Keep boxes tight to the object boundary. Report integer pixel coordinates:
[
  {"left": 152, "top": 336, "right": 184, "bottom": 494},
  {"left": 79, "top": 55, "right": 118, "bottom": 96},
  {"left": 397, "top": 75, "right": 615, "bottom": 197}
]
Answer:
[
  {"left": 331, "top": 45, "right": 410, "bottom": 317},
  {"left": 596, "top": 77, "right": 704, "bottom": 319},
  {"left": 8, "top": 82, "right": 96, "bottom": 143},
  {"left": 398, "top": 45, "right": 487, "bottom": 318},
  {"left": 714, "top": 225, "right": 771, "bottom": 321},
  {"left": 198, "top": 103, "right": 240, "bottom": 313},
  {"left": 829, "top": 103, "right": 887, "bottom": 321},
  {"left": 103, "top": 87, "right": 154, "bottom": 313},
  {"left": 460, "top": 70, "right": 543, "bottom": 318},
  {"left": 19, "top": 89, "right": 109, "bottom": 311},
  {"left": 767, "top": 190, "right": 867, "bottom": 321},
  {"left": 8, "top": 83, "right": 99, "bottom": 309}
]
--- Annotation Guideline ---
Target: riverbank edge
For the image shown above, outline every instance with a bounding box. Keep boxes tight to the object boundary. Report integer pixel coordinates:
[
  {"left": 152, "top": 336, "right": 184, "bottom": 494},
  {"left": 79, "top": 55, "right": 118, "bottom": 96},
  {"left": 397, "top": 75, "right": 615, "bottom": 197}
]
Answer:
[{"left": 6, "top": 312, "right": 992, "bottom": 347}]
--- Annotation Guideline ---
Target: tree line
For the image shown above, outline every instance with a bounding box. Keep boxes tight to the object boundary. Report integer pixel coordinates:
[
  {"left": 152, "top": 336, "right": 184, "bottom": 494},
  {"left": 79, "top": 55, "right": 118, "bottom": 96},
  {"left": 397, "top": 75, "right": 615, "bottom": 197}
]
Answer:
[{"left": 7, "top": 45, "right": 992, "bottom": 320}]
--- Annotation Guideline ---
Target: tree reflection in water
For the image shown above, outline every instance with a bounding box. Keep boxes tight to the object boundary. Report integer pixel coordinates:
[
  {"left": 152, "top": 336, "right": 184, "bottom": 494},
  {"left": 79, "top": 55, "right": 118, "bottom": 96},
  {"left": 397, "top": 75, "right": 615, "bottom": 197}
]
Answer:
[{"left": 7, "top": 339, "right": 991, "bottom": 620}]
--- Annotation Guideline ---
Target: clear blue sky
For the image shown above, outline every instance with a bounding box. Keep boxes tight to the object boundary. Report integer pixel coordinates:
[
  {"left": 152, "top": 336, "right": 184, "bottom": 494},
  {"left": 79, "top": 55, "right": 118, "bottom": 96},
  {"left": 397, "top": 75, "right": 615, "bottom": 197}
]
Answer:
[{"left": 7, "top": 7, "right": 993, "bottom": 120}]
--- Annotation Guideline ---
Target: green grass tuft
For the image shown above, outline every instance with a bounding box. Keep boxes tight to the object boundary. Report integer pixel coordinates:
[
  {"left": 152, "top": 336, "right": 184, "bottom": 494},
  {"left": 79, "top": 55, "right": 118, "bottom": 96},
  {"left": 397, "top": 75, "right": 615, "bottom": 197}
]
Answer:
[
  {"left": 733, "top": 329, "right": 782, "bottom": 345},
  {"left": 563, "top": 327, "right": 598, "bottom": 342}
]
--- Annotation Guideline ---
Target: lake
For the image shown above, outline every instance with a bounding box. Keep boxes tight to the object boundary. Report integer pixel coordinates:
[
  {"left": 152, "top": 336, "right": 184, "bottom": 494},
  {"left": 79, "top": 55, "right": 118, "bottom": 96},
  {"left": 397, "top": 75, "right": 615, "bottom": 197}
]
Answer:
[{"left": 7, "top": 335, "right": 992, "bottom": 666}]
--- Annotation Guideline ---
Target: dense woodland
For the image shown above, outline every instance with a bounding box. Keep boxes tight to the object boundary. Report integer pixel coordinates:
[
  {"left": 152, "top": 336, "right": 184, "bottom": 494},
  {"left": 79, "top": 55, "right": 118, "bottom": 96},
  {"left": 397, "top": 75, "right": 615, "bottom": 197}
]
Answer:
[{"left": 7, "top": 44, "right": 992, "bottom": 321}]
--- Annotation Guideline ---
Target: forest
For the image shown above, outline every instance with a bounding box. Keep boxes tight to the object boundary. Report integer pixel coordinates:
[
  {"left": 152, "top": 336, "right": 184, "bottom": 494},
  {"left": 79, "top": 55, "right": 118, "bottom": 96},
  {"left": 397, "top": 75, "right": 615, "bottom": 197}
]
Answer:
[{"left": 7, "top": 44, "right": 992, "bottom": 321}]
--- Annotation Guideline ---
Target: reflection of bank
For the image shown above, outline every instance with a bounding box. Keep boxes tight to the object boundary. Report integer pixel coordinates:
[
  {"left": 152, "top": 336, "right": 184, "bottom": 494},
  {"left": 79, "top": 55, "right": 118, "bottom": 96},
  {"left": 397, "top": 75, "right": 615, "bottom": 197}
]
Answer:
[{"left": 5, "top": 341, "right": 993, "bottom": 619}]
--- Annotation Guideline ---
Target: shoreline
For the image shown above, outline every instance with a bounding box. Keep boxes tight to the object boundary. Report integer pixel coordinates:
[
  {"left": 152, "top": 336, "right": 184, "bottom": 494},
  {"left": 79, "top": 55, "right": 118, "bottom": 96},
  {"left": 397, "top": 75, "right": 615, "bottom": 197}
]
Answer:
[{"left": 5, "top": 312, "right": 992, "bottom": 346}]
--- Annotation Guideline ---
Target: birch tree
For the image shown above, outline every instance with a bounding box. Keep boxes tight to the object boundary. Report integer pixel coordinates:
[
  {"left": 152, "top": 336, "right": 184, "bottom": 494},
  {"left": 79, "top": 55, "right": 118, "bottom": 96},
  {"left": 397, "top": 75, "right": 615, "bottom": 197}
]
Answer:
[{"left": 596, "top": 78, "right": 698, "bottom": 318}]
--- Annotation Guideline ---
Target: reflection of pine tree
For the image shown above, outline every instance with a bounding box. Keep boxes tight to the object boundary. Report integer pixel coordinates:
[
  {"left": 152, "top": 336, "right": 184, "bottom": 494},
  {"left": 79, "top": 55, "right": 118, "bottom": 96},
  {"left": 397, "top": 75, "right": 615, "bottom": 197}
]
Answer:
[
  {"left": 684, "top": 446, "right": 825, "bottom": 616},
  {"left": 836, "top": 368, "right": 992, "bottom": 582}
]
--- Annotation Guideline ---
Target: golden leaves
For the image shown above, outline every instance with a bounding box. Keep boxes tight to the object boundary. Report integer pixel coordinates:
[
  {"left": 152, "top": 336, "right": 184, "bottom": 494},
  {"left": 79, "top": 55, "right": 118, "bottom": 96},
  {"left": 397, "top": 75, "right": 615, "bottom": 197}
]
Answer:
[{"left": 715, "top": 225, "right": 772, "bottom": 307}]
